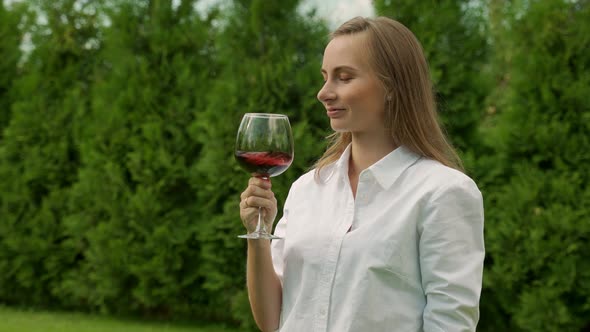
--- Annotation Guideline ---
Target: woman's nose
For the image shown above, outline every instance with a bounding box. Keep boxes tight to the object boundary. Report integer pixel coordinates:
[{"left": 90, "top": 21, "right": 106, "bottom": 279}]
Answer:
[{"left": 317, "top": 81, "right": 336, "bottom": 103}]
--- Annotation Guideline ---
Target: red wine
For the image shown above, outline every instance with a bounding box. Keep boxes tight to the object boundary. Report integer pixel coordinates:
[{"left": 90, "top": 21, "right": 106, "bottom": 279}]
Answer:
[{"left": 235, "top": 151, "right": 293, "bottom": 177}]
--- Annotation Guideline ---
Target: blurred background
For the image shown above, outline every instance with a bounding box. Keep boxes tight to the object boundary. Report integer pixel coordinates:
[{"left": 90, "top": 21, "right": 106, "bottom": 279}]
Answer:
[{"left": 0, "top": 0, "right": 588, "bottom": 331}]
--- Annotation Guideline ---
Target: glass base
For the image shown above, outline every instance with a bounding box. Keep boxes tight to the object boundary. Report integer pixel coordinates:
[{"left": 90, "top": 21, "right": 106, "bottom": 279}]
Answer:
[{"left": 238, "top": 231, "right": 283, "bottom": 240}]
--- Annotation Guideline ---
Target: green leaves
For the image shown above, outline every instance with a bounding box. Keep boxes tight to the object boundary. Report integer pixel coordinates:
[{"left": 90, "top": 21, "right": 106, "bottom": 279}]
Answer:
[
  {"left": 479, "top": 0, "right": 590, "bottom": 330},
  {"left": 0, "top": 0, "right": 325, "bottom": 328},
  {"left": 1, "top": 0, "right": 588, "bottom": 330}
]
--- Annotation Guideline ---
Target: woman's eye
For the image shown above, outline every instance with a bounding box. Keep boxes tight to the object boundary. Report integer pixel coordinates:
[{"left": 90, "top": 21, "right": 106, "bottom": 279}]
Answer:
[{"left": 339, "top": 76, "right": 352, "bottom": 82}]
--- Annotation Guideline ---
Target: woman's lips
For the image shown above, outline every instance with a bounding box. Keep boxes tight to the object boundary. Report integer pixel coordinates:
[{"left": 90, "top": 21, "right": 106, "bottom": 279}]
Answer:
[{"left": 327, "top": 108, "right": 346, "bottom": 118}]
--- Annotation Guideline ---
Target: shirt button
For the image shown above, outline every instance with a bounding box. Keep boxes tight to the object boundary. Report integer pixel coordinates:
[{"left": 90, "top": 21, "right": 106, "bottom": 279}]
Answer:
[{"left": 320, "top": 308, "right": 327, "bottom": 316}]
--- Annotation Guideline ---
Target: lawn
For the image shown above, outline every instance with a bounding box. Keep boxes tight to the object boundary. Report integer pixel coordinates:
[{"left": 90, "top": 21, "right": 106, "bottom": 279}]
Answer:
[{"left": 0, "top": 306, "right": 239, "bottom": 332}]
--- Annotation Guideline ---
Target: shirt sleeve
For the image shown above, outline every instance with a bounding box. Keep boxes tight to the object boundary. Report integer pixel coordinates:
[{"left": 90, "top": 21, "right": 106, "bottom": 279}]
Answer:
[
  {"left": 418, "top": 177, "right": 485, "bottom": 332},
  {"left": 271, "top": 180, "right": 297, "bottom": 285},
  {"left": 271, "top": 214, "right": 287, "bottom": 284}
]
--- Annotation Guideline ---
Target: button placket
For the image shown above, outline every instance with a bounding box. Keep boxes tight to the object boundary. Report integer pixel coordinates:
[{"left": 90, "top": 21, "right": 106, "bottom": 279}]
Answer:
[
  {"left": 314, "top": 184, "right": 354, "bottom": 331},
  {"left": 314, "top": 233, "right": 342, "bottom": 331},
  {"left": 355, "top": 172, "right": 373, "bottom": 205}
]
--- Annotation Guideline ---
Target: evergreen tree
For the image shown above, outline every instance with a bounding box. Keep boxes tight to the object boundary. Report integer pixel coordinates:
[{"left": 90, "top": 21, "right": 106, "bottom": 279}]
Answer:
[
  {"left": 190, "top": 0, "right": 328, "bottom": 327},
  {"left": 374, "top": 0, "right": 490, "bottom": 161},
  {"left": 481, "top": 0, "right": 590, "bottom": 331},
  {"left": 64, "top": 0, "right": 217, "bottom": 317},
  {"left": 0, "top": 1, "right": 27, "bottom": 134},
  {"left": 0, "top": 0, "right": 100, "bottom": 307}
]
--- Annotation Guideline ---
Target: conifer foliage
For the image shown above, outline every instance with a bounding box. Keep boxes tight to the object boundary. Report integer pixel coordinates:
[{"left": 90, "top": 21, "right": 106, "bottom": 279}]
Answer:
[
  {"left": 0, "top": 0, "right": 589, "bottom": 330},
  {"left": 481, "top": 0, "right": 590, "bottom": 330},
  {"left": 0, "top": 0, "right": 327, "bottom": 326},
  {"left": 65, "top": 0, "right": 217, "bottom": 316},
  {"left": 0, "top": 1, "right": 26, "bottom": 133},
  {"left": 0, "top": 0, "right": 100, "bottom": 307},
  {"left": 189, "top": 0, "right": 327, "bottom": 326}
]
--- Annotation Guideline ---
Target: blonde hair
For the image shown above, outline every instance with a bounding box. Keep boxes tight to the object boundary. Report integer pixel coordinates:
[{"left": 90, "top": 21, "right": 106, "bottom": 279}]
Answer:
[{"left": 314, "top": 16, "right": 463, "bottom": 179}]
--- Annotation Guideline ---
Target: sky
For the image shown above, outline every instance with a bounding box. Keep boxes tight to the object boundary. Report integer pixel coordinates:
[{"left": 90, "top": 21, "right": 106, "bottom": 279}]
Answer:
[
  {"left": 192, "top": 0, "right": 375, "bottom": 27},
  {"left": 300, "top": 0, "right": 375, "bottom": 27},
  {"left": 4, "top": 0, "right": 375, "bottom": 28},
  {"left": 3, "top": 0, "right": 375, "bottom": 56}
]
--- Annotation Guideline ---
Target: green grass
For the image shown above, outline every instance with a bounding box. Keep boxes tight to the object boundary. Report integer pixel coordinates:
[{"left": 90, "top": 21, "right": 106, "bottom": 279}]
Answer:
[{"left": 0, "top": 306, "right": 238, "bottom": 332}]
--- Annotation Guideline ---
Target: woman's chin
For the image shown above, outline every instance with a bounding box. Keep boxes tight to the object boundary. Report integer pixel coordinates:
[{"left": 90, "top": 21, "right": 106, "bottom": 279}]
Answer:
[{"left": 329, "top": 120, "right": 350, "bottom": 132}]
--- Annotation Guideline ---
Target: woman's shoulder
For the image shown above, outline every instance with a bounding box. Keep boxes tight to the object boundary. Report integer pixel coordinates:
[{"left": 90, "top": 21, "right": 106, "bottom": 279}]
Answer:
[
  {"left": 289, "top": 163, "right": 337, "bottom": 191},
  {"left": 410, "top": 158, "right": 480, "bottom": 195},
  {"left": 290, "top": 167, "right": 320, "bottom": 188}
]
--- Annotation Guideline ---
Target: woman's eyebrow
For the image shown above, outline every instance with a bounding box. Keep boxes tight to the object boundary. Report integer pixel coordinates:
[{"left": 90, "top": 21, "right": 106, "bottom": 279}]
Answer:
[{"left": 321, "top": 65, "right": 359, "bottom": 74}]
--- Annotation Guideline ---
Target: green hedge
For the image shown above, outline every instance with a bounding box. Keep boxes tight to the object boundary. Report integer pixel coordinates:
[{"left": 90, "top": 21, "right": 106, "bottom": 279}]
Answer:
[
  {"left": 0, "top": 0, "right": 588, "bottom": 331},
  {"left": 0, "top": 2, "right": 22, "bottom": 133},
  {"left": 0, "top": 0, "right": 327, "bottom": 329},
  {"left": 477, "top": 0, "right": 590, "bottom": 330}
]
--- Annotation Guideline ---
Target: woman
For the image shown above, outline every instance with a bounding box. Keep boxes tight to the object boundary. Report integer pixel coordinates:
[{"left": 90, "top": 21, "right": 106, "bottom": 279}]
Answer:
[{"left": 239, "top": 16, "right": 485, "bottom": 332}]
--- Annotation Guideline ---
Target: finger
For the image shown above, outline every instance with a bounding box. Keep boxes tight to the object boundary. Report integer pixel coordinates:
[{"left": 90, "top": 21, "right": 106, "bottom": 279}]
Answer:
[
  {"left": 241, "top": 184, "right": 274, "bottom": 202},
  {"left": 245, "top": 185, "right": 275, "bottom": 200},
  {"left": 239, "top": 197, "right": 249, "bottom": 209},
  {"left": 241, "top": 208, "right": 260, "bottom": 226},
  {"left": 245, "top": 196, "right": 275, "bottom": 210},
  {"left": 249, "top": 177, "right": 271, "bottom": 189},
  {"left": 241, "top": 196, "right": 260, "bottom": 210}
]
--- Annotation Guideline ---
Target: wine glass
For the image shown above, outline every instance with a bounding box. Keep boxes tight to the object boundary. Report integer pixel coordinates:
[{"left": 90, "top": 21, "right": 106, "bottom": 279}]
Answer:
[{"left": 235, "top": 113, "right": 294, "bottom": 239}]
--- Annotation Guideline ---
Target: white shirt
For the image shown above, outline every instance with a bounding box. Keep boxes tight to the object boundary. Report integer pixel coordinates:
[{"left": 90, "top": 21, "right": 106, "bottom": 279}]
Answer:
[{"left": 271, "top": 144, "right": 485, "bottom": 332}]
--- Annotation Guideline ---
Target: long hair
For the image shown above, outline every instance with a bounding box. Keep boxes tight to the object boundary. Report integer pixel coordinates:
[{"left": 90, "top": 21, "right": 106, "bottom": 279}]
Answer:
[{"left": 314, "top": 16, "right": 463, "bottom": 179}]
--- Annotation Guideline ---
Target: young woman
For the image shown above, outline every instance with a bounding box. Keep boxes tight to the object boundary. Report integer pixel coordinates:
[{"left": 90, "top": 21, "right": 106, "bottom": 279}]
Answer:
[{"left": 239, "top": 16, "right": 485, "bottom": 332}]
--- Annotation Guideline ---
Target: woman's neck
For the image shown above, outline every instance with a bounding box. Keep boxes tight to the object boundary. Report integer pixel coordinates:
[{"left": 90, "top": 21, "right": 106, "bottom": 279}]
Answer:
[
  {"left": 349, "top": 130, "right": 397, "bottom": 176},
  {"left": 347, "top": 130, "right": 397, "bottom": 197}
]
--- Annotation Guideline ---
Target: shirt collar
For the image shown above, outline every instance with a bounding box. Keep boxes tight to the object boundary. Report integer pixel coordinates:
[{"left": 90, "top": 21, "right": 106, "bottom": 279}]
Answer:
[
  {"left": 334, "top": 143, "right": 352, "bottom": 172},
  {"left": 333, "top": 143, "right": 421, "bottom": 190}
]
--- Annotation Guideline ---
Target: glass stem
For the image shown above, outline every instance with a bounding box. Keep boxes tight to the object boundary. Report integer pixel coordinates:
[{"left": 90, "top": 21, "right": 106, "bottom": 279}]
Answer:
[
  {"left": 255, "top": 175, "right": 269, "bottom": 235},
  {"left": 256, "top": 207, "right": 266, "bottom": 234}
]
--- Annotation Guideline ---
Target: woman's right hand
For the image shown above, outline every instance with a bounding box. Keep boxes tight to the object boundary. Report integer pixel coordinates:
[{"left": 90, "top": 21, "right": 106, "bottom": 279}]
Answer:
[{"left": 239, "top": 177, "right": 278, "bottom": 233}]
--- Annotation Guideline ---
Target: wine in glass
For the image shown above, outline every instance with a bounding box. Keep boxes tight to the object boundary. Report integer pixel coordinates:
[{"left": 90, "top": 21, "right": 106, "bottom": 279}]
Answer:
[{"left": 235, "top": 113, "right": 294, "bottom": 239}]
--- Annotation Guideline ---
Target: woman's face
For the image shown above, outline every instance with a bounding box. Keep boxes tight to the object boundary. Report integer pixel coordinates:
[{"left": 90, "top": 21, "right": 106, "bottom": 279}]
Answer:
[{"left": 317, "top": 33, "right": 387, "bottom": 134}]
